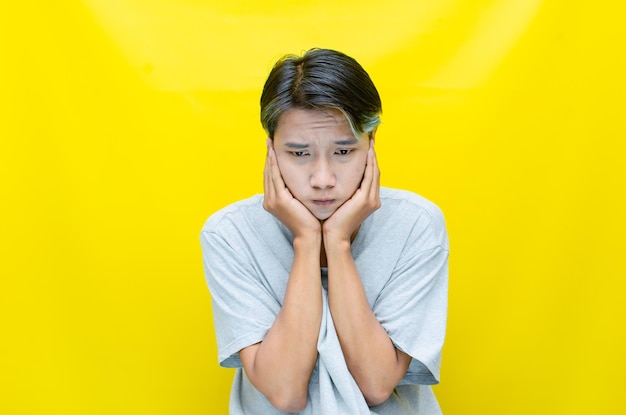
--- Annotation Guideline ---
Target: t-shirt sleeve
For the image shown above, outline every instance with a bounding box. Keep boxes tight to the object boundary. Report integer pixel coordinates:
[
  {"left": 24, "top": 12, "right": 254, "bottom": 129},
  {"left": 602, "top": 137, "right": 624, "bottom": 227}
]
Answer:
[
  {"left": 373, "top": 208, "right": 449, "bottom": 385},
  {"left": 200, "top": 229, "right": 282, "bottom": 368}
]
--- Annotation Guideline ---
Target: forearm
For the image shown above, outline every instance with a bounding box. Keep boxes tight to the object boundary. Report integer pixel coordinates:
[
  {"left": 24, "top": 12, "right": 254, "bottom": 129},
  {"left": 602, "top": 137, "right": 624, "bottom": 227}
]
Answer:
[
  {"left": 241, "top": 234, "right": 323, "bottom": 412},
  {"left": 325, "top": 238, "right": 410, "bottom": 406}
]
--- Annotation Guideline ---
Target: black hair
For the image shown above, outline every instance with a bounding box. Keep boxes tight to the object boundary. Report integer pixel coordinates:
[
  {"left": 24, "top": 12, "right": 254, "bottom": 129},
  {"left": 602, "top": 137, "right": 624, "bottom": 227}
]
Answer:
[{"left": 260, "top": 48, "right": 382, "bottom": 139}]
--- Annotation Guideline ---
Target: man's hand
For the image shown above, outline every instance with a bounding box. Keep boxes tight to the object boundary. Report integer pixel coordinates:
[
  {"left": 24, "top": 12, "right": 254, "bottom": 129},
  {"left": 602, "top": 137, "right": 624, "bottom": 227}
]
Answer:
[
  {"left": 242, "top": 139, "right": 323, "bottom": 412},
  {"left": 322, "top": 141, "right": 409, "bottom": 406},
  {"left": 323, "top": 140, "right": 381, "bottom": 243},
  {"left": 263, "top": 139, "right": 321, "bottom": 238}
]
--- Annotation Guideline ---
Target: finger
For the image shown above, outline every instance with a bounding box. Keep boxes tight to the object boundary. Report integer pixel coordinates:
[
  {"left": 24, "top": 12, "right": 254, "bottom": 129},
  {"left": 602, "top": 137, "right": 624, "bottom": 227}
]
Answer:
[
  {"left": 264, "top": 140, "right": 270, "bottom": 189},
  {"left": 264, "top": 142, "right": 270, "bottom": 184},
  {"left": 264, "top": 140, "right": 277, "bottom": 202},
  {"left": 359, "top": 145, "right": 375, "bottom": 196},
  {"left": 368, "top": 145, "right": 380, "bottom": 206},
  {"left": 370, "top": 144, "right": 380, "bottom": 199},
  {"left": 269, "top": 147, "right": 287, "bottom": 196}
]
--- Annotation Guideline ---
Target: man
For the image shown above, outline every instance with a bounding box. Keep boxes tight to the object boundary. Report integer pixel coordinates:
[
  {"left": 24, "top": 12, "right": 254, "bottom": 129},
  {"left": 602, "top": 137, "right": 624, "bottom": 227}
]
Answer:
[{"left": 201, "top": 48, "right": 449, "bottom": 414}]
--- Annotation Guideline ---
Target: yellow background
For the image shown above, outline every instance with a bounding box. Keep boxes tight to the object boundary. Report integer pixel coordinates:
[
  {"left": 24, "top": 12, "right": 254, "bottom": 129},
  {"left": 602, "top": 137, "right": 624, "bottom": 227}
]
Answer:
[{"left": 2, "top": 1, "right": 625, "bottom": 414}]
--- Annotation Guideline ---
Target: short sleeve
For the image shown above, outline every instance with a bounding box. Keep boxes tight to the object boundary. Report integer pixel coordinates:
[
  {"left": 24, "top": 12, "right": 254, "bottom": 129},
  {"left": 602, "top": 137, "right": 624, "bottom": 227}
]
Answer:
[
  {"left": 373, "top": 207, "right": 449, "bottom": 385},
  {"left": 200, "top": 229, "right": 282, "bottom": 368}
]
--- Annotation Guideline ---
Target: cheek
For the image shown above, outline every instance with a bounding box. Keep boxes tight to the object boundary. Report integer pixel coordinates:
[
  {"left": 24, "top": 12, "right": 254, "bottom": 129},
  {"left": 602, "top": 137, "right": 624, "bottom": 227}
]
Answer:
[
  {"left": 341, "top": 155, "right": 368, "bottom": 190},
  {"left": 276, "top": 157, "right": 303, "bottom": 194}
]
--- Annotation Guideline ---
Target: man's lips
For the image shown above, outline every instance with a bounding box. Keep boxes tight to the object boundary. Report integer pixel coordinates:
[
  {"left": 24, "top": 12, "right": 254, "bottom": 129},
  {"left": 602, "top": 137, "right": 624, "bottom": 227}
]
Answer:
[{"left": 312, "top": 199, "right": 336, "bottom": 206}]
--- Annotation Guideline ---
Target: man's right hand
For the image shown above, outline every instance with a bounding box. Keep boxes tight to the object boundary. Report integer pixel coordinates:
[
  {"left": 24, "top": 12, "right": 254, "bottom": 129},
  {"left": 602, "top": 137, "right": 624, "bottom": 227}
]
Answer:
[
  {"left": 241, "top": 139, "right": 323, "bottom": 412},
  {"left": 263, "top": 139, "right": 321, "bottom": 239}
]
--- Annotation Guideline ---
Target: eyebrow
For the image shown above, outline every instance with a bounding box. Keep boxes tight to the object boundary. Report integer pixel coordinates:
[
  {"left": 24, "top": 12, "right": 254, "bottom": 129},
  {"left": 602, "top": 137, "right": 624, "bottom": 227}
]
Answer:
[
  {"left": 334, "top": 138, "right": 359, "bottom": 145},
  {"left": 283, "top": 137, "right": 359, "bottom": 149},
  {"left": 283, "top": 142, "right": 310, "bottom": 149}
]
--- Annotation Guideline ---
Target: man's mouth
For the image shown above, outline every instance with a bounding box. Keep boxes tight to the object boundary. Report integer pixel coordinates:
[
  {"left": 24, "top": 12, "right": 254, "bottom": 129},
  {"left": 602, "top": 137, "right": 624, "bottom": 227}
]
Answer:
[{"left": 312, "top": 199, "right": 336, "bottom": 206}]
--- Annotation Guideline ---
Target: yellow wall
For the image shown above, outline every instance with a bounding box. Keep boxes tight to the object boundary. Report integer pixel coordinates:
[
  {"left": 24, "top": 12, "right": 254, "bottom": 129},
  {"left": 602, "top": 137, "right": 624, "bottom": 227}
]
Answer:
[{"left": 2, "top": 1, "right": 625, "bottom": 414}]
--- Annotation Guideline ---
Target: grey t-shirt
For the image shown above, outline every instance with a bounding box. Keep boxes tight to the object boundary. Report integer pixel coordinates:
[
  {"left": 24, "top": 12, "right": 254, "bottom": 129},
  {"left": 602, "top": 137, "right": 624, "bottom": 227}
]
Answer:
[{"left": 200, "top": 187, "right": 449, "bottom": 414}]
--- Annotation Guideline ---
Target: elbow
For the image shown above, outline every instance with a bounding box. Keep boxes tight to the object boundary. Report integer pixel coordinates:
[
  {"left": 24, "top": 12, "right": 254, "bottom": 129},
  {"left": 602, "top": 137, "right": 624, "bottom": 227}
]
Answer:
[
  {"left": 267, "top": 390, "right": 308, "bottom": 413},
  {"left": 365, "top": 391, "right": 393, "bottom": 407},
  {"left": 363, "top": 384, "right": 395, "bottom": 407}
]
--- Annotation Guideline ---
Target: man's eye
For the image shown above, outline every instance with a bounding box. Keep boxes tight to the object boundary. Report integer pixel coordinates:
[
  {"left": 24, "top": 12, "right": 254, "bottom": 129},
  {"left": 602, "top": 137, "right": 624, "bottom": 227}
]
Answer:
[
  {"left": 291, "top": 151, "right": 308, "bottom": 157},
  {"left": 336, "top": 149, "right": 352, "bottom": 155}
]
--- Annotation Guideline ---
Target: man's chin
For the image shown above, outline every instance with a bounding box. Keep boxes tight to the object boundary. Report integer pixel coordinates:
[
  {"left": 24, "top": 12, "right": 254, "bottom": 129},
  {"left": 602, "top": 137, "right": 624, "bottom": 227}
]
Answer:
[
  {"left": 306, "top": 201, "right": 345, "bottom": 221},
  {"left": 310, "top": 208, "right": 335, "bottom": 222}
]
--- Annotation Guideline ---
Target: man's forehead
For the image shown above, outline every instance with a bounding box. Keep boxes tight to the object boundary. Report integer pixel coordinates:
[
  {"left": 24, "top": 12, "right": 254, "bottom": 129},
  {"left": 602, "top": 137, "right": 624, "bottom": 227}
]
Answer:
[
  {"left": 276, "top": 108, "right": 347, "bottom": 128},
  {"left": 281, "top": 136, "right": 360, "bottom": 148}
]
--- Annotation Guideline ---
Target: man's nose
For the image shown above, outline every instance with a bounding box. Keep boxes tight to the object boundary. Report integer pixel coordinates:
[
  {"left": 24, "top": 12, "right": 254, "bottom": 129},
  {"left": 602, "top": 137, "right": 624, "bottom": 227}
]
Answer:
[{"left": 309, "top": 158, "right": 336, "bottom": 189}]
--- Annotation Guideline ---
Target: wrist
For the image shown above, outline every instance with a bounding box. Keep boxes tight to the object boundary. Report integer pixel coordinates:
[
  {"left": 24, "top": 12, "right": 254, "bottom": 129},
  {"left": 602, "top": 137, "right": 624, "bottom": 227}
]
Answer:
[
  {"left": 322, "top": 223, "right": 358, "bottom": 245},
  {"left": 322, "top": 233, "right": 351, "bottom": 253},
  {"left": 293, "top": 231, "right": 322, "bottom": 251}
]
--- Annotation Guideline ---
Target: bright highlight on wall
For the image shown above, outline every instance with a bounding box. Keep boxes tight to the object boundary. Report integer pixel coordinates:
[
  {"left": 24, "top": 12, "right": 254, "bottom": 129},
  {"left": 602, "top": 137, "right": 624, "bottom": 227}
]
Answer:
[{"left": 1, "top": 1, "right": 624, "bottom": 414}]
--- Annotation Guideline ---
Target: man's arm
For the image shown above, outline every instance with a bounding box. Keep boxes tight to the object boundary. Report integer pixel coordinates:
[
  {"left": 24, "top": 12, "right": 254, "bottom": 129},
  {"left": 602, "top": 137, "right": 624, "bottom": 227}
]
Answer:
[
  {"left": 239, "top": 235, "right": 322, "bottom": 412},
  {"left": 239, "top": 143, "right": 322, "bottom": 412},
  {"left": 324, "top": 240, "right": 412, "bottom": 406},
  {"left": 323, "top": 143, "right": 411, "bottom": 406}
]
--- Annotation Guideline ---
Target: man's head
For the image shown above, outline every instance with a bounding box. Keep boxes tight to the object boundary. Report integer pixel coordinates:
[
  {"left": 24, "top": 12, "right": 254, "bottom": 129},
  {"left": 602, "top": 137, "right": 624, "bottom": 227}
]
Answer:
[
  {"left": 260, "top": 48, "right": 382, "bottom": 140},
  {"left": 260, "top": 49, "right": 382, "bottom": 221}
]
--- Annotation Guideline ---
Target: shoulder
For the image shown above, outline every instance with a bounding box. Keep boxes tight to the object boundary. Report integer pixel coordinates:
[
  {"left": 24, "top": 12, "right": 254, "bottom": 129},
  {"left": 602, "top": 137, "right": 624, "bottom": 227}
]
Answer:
[
  {"left": 379, "top": 187, "right": 445, "bottom": 225},
  {"left": 201, "top": 194, "right": 267, "bottom": 234},
  {"left": 373, "top": 187, "right": 448, "bottom": 250},
  {"left": 200, "top": 195, "right": 290, "bottom": 253}
]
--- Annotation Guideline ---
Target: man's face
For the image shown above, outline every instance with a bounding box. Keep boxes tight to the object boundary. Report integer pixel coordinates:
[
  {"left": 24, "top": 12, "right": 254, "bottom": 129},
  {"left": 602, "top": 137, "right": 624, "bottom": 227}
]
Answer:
[{"left": 272, "top": 108, "right": 371, "bottom": 221}]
